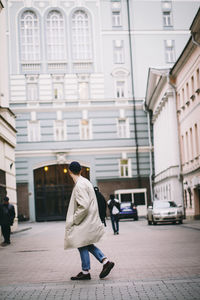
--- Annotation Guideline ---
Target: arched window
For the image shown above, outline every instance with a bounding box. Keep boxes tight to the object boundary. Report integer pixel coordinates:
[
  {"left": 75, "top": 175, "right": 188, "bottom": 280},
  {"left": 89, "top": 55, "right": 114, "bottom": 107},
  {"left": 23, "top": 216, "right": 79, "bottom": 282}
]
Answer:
[
  {"left": 20, "top": 11, "right": 40, "bottom": 61},
  {"left": 72, "top": 10, "right": 92, "bottom": 60},
  {"left": 46, "top": 10, "right": 65, "bottom": 60}
]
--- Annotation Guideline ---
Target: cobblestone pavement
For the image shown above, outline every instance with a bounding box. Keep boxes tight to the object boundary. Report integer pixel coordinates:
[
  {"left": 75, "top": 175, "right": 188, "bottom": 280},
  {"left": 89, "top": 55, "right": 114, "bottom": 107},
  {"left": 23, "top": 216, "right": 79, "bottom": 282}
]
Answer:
[{"left": 0, "top": 219, "right": 200, "bottom": 299}]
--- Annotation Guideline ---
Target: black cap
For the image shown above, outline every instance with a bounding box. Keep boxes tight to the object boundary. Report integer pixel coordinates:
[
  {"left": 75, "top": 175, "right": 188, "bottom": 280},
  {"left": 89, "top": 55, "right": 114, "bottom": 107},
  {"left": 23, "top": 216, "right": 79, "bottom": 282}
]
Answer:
[
  {"left": 69, "top": 161, "right": 81, "bottom": 174},
  {"left": 4, "top": 197, "right": 9, "bottom": 202}
]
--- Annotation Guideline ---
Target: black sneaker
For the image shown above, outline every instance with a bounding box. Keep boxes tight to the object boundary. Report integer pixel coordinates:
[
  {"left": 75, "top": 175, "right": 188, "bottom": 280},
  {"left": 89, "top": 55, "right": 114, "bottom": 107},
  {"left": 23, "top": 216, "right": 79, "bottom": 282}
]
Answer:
[
  {"left": 99, "top": 261, "right": 115, "bottom": 279},
  {"left": 71, "top": 272, "right": 91, "bottom": 280},
  {"left": 1, "top": 242, "right": 9, "bottom": 247}
]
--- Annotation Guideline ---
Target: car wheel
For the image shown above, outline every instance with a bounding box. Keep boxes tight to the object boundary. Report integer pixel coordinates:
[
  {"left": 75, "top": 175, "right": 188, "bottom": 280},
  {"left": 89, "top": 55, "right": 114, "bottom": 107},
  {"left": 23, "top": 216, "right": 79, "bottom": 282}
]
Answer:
[
  {"left": 152, "top": 217, "right": 157, "bottom": 225},
  {"left": 179, "top": 220, "right": 183, "bottom": 224}
]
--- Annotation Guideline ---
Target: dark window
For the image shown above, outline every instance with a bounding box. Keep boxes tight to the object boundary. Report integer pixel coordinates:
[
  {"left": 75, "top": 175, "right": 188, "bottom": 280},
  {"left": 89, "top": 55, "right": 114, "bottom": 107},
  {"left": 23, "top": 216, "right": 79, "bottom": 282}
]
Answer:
[
  {"left": 0, "top": 169, "right": 6, "bottom": 203},
  {"left": 121, "top": 193, "right": 132, "bottom": 202},
  {"left": 134, "top": 193, "right": 145, "bottom": 206}
]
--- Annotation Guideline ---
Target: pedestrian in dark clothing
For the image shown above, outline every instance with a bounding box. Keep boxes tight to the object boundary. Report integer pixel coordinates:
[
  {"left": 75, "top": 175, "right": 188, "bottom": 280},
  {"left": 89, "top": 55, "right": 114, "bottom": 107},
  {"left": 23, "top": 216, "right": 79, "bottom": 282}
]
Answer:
[
  {"left": 0, "top": 197, "right": 15, "bottom": 246},
  {"left": 94, "top": 187, "right": 107, "bottom": 226},
  {"left": 108, "top": 194, "right": 120, "bottom": 235}
]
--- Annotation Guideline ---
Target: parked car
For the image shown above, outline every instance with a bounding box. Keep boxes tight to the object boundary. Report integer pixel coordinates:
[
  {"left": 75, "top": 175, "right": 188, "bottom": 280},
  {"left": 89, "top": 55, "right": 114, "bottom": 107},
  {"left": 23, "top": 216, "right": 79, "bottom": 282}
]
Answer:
[
  {"left": 147, "top": 200, "right": 183, "bottom": 225},
  {"left": 118, "top": 202, "right": 138, "bottom": 221}
]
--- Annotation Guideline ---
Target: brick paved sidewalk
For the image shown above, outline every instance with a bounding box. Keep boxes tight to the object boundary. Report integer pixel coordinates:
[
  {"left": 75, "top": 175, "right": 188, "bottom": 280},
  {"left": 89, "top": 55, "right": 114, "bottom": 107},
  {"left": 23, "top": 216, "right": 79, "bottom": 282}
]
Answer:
[{"left": 0, "top": 277, "right": 200, "bottom": 300}]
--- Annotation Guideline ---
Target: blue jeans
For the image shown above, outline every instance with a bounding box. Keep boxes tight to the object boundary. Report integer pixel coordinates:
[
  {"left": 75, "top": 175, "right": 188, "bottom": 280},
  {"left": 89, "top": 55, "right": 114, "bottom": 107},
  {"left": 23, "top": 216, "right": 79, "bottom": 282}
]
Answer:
[
  {"left": 78, "top": 244, "right": 106, "bottom": 271},
  {"left": 111, "top": 214, "right": 119, "bottom": 233}
]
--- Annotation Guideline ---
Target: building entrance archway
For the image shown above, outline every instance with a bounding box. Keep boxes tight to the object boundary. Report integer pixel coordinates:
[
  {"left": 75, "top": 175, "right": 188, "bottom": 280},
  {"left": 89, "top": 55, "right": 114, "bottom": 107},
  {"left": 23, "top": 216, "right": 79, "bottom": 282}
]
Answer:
[{"left": 34, "top": 164, "right": 89, "bottom": 221}]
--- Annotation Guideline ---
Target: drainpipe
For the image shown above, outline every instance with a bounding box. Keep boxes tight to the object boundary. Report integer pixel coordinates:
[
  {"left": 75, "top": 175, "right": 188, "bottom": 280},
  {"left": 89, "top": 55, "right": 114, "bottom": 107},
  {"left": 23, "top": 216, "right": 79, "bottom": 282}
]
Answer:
[
  {"left": 167, "top": 73, "right": 185, "bottom": 218},
  {"left": 126, "top": 0, "right": 141, "bottom": 187},
  {"left": 143, "top": 102, "right": 154, "bottom": 203}
]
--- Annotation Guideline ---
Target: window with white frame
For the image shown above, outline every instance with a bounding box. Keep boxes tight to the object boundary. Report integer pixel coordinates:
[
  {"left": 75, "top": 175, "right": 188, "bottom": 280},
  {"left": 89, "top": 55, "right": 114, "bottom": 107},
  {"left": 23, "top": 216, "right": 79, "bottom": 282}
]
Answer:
[
  {"left": 80, "top": 119, "right": 92, "bottom": 140},
  {"left": 119, "top": 159, "right": 131, "bottom": 177},
  {"left": 163, "top": 11, "right": 173, "bottom": 27},
  {"left": 20, "top": 11, "right": 40, "bottom": 61},
  {"left": 27, "top": 83, "right": 38, "bottom": 100},
  {"left": 54, "top": 120, "right": 66, "bottom": 141},
  {"left": 165, "top": 40, "right": 175, "bottom": 63},
  {"left": 117, "top": 119, "right": 129, "bottom": 138},
  {"left": 28, "top": 121, "right": 40, "bottom": 141},
  {"left": 113, "top": 40, "right": 124, "bottom": 64},
  {"left": 46, "top": 10, "right": 65, "bottom": 60},
  {"left": 78, "top": 82, "right": 89, "bottom": 99},
  {"left": 116, "top": 80, "right": 125, "bottom": 98},
  {"left": 53, "top": 82, "right": 64, "bottom": 100},
  {"left": 72, "top": 10, "right": 92, "bottom": 60},
  {"left": 112, "top": 11, "right": 121, "bottom": 27}
]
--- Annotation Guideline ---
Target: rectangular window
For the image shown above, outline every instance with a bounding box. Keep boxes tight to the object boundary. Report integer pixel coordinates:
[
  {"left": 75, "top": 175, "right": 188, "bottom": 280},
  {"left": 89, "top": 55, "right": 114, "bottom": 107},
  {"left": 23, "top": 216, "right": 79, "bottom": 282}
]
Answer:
[
  {"left": 0, "top": 169, "right": 6, "bottom": 204},
  {"left": 186, "top": 82, "right": 189, "bottom": 102},
  {"left": 190, "top": 128, "right": 194, "bottom": 160},
  {"left": 80, "top": 119, "right": 92, "bottom": 140},
  {"left": 120, "top": 159, "right": 131, "bottom": 177},
  {"left": 177, "top": 93, "right": 180, "bottom": 110},
  {"left": 181, "top": 88, "right": 185, "bottom": 107},
  {"left": 112, "top": 11, "right": 121, "bottom": 27},
  {"left": 194, "top": 124, "right": 199, "bottom": 158},
  {"left": 191, "top": 76, "right": 194, "bottom": 95},
  {"left": 53, "top": 83, "right": 64, "bottom": 100},
  {"left": 54, "top": 120, "right": 66, "bottom": 141},
  {"left": 181, "top": 135, "right": 185, "bottom": 164},
  {"left": 28, "top": 121, "right": 40, "bottom": 142},
  {"left": 117, "top": 119, "right": 129, "bottom": 138},
  {"left": 165, "top": 40, "right": 175, "bottom": 63},
  {"left": 185, "top": 131, "right": 189, "bottom": 163},
  {"left": 78, "top": 82, "right": 89, "bottom": 99},
  {"left": 27, "top": 83, "right": 38, "bottom": 100},
  {"left": 196, "top": 68, "right": 200, "bottom": 92},
  {"left": 163, "top": 11, "right": 172, "bottom": 27},
  {"left": 116, "top": 81, "right": 125, "bottom": 98},
  {"left": 113, "top": 40, "right": 124, "bottom": 64}
]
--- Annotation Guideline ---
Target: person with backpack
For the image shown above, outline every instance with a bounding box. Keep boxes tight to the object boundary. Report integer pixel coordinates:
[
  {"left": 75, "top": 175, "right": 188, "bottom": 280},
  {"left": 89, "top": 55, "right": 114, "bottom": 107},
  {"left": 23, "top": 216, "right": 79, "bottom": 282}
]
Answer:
[
  {"left": 108, "top": 194, "right": 120, "bottom": 235},
  {"left": 94, "top": 187, "right": 107, "bottom": 227}
]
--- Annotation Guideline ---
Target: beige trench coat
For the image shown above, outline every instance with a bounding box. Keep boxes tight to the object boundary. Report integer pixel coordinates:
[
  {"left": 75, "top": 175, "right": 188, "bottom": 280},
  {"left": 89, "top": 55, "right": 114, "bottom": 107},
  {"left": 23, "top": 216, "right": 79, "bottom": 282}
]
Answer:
[{"left": 64, "top": 176, "right": 104, "bottom": 250}]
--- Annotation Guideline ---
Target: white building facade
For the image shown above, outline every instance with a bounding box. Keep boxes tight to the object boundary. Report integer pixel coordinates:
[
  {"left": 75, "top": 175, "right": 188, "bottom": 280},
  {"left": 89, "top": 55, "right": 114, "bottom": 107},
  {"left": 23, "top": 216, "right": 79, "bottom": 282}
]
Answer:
[
  {"left": 145, "top": 68, "right": 183, "bottom": 207},
  {"left": 7, "top": 0, "right": 199, "bottom": 221},
  {"left": 0, "top": 0, "right": 17, "bottom": 228}
]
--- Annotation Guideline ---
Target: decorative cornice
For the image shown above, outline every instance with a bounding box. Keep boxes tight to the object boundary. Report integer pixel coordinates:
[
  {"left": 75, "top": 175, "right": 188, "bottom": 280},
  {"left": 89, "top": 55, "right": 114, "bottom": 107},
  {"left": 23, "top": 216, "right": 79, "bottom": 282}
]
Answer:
[{"left": 15, "top": 146, "right": 152, "bottom": 158}]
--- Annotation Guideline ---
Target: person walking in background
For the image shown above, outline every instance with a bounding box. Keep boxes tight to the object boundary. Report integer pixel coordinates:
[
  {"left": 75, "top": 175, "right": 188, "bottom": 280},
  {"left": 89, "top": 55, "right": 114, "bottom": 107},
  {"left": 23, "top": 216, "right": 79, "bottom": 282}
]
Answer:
[
  {"left": 64, "top": 161, "right": 115, "bottom": 280},
  {"left": 94, "top": 186, "right": 107, "bottom": 226},
  {"left": 0, "top": 197, "right": 15, "bottom": 246},
  {"left": 108, "top": 194, "right": 120, "bottom": 235}
]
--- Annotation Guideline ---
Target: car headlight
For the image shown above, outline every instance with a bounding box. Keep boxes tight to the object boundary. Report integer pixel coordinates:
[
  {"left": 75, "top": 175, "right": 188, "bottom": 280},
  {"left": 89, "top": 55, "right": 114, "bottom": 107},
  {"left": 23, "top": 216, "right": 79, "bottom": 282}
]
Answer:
[{"left": 153, "top": 213, "right": 161, "bottom": 216}]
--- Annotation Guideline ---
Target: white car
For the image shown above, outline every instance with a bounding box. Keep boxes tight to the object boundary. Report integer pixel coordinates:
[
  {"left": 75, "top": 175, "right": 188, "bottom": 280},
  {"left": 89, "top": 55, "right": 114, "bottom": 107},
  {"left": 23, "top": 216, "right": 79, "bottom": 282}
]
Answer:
[{"left": 147, "top": 200, "right": 183, "bottom": 225}]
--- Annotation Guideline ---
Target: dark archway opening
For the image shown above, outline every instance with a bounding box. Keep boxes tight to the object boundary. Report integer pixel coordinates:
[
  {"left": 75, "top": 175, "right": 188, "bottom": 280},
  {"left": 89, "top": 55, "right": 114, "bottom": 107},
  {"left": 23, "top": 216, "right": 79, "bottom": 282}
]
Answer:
[{"left": 34, "top": 164, "right": 89, "bottom": 221}]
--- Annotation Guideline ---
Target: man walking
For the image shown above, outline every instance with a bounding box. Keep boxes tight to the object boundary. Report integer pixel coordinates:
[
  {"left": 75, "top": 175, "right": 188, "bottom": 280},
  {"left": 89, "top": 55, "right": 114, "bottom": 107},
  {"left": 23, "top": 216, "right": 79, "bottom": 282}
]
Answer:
[
  {"left": 64, "top": 161, "right": 115, "bottom": 280},
  {"left": 0, "top": 197, "right": 15, "bottom": 246},
  {"left": 108, "top": 194, "right": 120, "bottom": 235}
]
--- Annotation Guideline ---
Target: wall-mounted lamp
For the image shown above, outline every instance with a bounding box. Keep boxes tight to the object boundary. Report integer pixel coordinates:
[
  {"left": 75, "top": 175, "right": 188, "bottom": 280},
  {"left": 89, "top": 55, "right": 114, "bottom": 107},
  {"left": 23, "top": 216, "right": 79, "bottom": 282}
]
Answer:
[{"left": 44, "top": 166, "right": 48, "bottom": 172}]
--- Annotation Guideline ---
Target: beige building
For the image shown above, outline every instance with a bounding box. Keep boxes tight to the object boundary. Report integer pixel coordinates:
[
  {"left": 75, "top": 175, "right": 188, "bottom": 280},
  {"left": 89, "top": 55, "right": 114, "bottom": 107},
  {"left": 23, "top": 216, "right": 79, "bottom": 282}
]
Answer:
[
  {"left": 170, "top": 9, "right": 200, "bottom": 219},
  {"left": 0, "top": 0, "right": 17, "bottom": 230}
]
